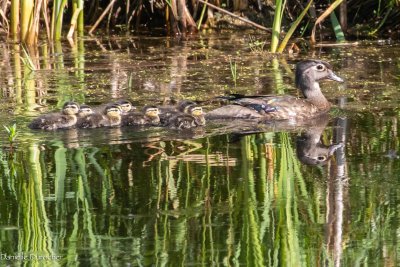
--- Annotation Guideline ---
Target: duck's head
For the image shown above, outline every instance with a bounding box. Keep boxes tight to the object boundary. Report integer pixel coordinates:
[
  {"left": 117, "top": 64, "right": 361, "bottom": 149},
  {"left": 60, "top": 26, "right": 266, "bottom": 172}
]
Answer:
[
  {"left": 62, "top": 101, "right": 80, "bottom": 115},
  {"left": 78, "top": 104, "right": 93, "bottom": 116},
  {"left": 295, "top": 60, "right": 343, "bottom": 97},
  {"left": 187, "top": 105, "right": 204, "bottom": 117},
  {"left": 115, "top": 99, "right": 135, "bottom": 113},
  {"left": 105, "top": 104, "right": 122, "bottom": 118},
  {"left": 178, "top": 100, "right": 197, "bottom": 113},
  {"left": 143, "top": 106, "right": 160, "bottom": 118}
]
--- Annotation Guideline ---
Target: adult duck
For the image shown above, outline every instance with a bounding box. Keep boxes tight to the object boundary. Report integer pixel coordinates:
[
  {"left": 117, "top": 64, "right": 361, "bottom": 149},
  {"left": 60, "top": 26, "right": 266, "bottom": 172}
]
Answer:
[{"left": 205, "top": 60, "right": 344, "bottom": 121}]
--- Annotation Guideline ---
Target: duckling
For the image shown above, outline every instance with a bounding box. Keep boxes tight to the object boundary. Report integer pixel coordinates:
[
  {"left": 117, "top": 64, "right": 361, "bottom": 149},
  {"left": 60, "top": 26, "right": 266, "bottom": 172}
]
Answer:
[
  {"left": 206, "top": 60, "right": 344, "bottom": 121},
  {"left": 157, "top": 100, "right": 196, "bottom": 121},
  {"left": 76, "top": 104, "right": 94, "bottom": 126},
  {"left": 121, "top": 106, "right": 160, "bottom": 126},
  {"left": 115, "top": 99, "right": 135, "bottom": 114},
  {"left": 158, "top": 100, "right": 200, "bottom": 123},
  {"left": 77, "top": 104, "right": 93, "bottom": 117},
  {"left": 93, "top": 99, "right": 135, "bottom": 115},
  {"left": 77, "top": 104, "right": 122, "bottom": 128},
  {"left": 164, "top": 105, "right": 206, "bottom": 129},
  {"left": 28, "top": 101, "right": 80, "bottom": 130}
]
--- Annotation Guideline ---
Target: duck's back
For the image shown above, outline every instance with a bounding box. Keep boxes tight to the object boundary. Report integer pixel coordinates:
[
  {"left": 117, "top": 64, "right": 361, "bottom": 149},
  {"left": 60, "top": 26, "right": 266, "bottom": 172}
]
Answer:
[
  {"left": 76, "top": 113, "right": 106, "bottom": 128},
  {"left": 206, "top": 95, "right": 328, "bottom": 121},
  {"left": 256, "top": 96, "right": 326, "bottom": 121},
  {"left": 121, "top": 112, "right": 148, "bottom": 126},
  {"left": 29, "top": 113, "right": 77, "bottom": 130}
]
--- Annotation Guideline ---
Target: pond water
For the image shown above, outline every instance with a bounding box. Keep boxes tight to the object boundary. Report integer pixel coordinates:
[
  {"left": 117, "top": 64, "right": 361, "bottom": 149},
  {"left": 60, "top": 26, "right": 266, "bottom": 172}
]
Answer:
[{"left": 0, "top": 33, "right": 400, "bottom": 266}]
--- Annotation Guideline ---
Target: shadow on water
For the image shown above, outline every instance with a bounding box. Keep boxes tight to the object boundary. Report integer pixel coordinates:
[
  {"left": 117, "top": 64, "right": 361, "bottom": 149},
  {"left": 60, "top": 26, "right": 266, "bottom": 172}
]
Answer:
[{"left": 1, "top": 34, "right": 400, "bottom": 266}]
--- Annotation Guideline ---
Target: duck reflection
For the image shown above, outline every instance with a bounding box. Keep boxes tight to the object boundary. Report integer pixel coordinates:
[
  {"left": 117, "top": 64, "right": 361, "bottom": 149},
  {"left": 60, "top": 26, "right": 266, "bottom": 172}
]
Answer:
[{"left": 296, "top": 114, "right": 344, "bottom": 166}]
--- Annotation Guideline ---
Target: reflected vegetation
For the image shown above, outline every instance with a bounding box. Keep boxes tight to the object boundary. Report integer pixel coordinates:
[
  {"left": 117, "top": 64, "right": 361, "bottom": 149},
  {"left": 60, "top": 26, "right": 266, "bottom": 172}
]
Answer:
[{"left": 1, "top": 34, "right": 400, "bottom": 266}]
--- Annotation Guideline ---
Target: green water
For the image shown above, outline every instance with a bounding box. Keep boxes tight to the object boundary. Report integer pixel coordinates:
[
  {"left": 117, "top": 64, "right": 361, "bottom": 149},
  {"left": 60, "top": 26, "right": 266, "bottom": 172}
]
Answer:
[{"left": 0, "top": 34, "right": 400, "bottom": 266}]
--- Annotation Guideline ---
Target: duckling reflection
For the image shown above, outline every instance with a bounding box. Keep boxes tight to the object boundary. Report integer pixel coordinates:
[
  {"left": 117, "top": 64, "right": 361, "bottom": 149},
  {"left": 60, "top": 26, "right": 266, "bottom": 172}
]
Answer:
[{"left": 296, "top": 115, "right": 344, "bottom": 166}]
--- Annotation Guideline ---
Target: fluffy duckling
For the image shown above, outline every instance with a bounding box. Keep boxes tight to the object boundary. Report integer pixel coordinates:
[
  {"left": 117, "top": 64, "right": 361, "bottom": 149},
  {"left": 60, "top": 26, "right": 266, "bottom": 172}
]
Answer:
[
  {"left": 121, "top": 106, "right": 160, "bottom": 126},
  {"left": 77, "top": 104, "right": 93, "bottom": 117},
  {"left": 93, "top": 99, "right": 135, "bottom": 115},
  {"left": 28, "top": 101, "right": 80, "bottom": 130},
  {"left": 77, "top": 104, "right": 122, "bottom": 128},
  {"left": 164, "top": 105, "right": 206, "bottom": 129},
  {"left": 158, "top": 100, "right": 200, "bottom": 123},
  {"left": 115, "top": 99, "right": 135, "bottom": 114}
]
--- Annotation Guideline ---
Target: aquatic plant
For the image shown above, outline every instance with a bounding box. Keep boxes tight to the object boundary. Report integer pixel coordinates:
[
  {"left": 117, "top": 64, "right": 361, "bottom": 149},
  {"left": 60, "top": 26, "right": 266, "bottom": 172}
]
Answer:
[
  {"left": 248, "top": 36, "right": 266, "bottom": 53},
  {"left": 4, "top": 123, "right": 18, "bottom": 148},
  {"left": 229, "top": 57, "right": 237, "bottom": 86}
]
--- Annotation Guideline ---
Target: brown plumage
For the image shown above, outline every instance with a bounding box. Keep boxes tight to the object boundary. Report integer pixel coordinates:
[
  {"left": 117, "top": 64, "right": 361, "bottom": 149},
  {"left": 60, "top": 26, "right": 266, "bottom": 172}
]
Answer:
[
  {"left": 77, "top": 104, "right": 122, "bottom": 128},
  {"left": 206, "top": 60, "right": 344, "bottom": 121},
  {"left": 121, "top": 106, "right": 160, "bottom": 126},
  {"left": 28, "top": 101, "right": 80, "bottom": 130}
]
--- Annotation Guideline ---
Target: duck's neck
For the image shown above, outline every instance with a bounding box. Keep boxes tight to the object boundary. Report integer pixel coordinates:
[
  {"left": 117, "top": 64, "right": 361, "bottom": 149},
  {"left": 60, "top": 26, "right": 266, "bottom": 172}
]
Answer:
[
  {"left": 147, "top": 115, "right": 160, "bottom": 125},
  {"left": 299, "top": 78, "right": 331, "bottom": 110},
  {"left": 109, "top": 115, "right": 121, "bottom": 126}
]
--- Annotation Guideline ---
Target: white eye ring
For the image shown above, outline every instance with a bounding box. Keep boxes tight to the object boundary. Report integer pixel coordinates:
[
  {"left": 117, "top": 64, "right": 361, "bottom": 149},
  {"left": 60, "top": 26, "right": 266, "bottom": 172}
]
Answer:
[
  {"left": 317, "top": 155, "right": 327, "bottom": 161},
  {"left": 315, "top": 64, "right": 325, "bottom": 71}
]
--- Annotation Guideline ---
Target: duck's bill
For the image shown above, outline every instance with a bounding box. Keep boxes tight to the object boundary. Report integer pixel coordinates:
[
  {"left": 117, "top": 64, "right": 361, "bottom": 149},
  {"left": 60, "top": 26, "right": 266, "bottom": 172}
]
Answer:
[{"left": 328, "top": 70, "right": 344, "bottom": 82}]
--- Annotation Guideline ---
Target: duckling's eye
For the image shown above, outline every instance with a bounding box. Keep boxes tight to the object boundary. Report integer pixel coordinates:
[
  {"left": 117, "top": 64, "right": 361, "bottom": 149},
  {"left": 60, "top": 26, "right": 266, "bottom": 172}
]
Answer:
[
  {"left": 317, "top": 156, "right": 327, "bottom": 161},
  {"left": 316, "top": 64, "right": 325, "bottom": 71}
]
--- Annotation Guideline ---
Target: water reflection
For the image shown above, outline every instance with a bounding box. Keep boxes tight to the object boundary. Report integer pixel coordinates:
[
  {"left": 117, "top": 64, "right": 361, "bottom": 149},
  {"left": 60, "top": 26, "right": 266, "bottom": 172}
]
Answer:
[{"left": 1, "top": 36, "right": 400, "bottom": 266}]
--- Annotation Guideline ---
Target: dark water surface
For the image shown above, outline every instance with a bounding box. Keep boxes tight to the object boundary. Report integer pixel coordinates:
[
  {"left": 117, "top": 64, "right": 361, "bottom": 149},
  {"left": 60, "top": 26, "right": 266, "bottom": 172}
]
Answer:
[{"left": 0, "top": 33, "right": 400, "bottom": 266}]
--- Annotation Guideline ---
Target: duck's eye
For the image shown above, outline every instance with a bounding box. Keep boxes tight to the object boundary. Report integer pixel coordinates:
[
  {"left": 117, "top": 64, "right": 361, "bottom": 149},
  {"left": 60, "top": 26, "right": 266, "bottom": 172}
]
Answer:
[
  {"left": 316, "top": 64, "right": 325, "bottom": 71},
  {"left": 317, "top": 156, "right": 327, "bottom": 161}
]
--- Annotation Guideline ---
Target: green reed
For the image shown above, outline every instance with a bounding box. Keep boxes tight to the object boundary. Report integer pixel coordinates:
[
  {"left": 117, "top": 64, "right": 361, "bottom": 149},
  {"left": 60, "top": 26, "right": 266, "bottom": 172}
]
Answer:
[
  {"left": 229, "top": 58, "right": 238, "bottom": 86},
  {"left": 270, "top": 0, "right": 285, "bottom": 53}
]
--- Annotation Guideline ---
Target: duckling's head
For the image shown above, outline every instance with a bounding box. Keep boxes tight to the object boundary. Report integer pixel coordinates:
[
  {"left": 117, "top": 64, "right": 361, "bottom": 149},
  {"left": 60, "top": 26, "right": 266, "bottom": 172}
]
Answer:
[
  {"left": 78, "top": 104, "right": 93, "bottom": 116},
  {"left": 143, "top": 106, "right": 160, "bottom": 118},
  {"left": 295, "top": 60, "right": 343, "bottom": 94},
  {"left": 105, "top": 104, "right": 122, "bottom": 118},
  {"left": 62, "top": 101, "right": 80, "bottom": 115},
  {"left": 178, "top": 100, "right": 197, "bottom": 113},
  {"left": 115, "top": 99, "right": 135, "bottom": 114},
  {"left": 187, "top": 105, "right": 204, "bottom": 117}
]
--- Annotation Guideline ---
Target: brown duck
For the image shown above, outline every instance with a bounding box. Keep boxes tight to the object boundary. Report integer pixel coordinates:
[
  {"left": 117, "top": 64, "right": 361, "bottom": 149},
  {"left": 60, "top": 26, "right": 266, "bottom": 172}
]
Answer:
[{"left": 205, "top": 60, "right": 344, "bottom": 121}]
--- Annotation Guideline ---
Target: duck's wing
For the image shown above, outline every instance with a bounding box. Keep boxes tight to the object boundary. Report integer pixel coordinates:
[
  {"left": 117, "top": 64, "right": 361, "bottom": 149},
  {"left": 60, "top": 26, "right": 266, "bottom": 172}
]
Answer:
[
  {"left": 76, "top": 113, "right": 105, "bottom": 128},
  {"left": 121, "top": 112, "right": 146, "bottom": 126},
  {"left": 205, "top": 105, "right": 263, "bottom": 119},
  {"left": 166, "top": 113, "right": 197, "bottom": 129},
  {"left": 158, "top": 107, "right": 179, "bottom": 125},
  {"left": 261, "top": 97, "right": 322, "bottom": 121},
  {"left": 29, "top": 113, "right": 75, "bottom": 130}
]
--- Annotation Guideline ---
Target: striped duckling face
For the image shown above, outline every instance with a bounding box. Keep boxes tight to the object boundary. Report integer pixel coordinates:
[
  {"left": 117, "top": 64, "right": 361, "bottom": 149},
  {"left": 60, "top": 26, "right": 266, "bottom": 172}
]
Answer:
[
  {"left": 188, "top": 105, "right": 203, "bottom": 117},
  {"left": 78, "top": 104, "right": 93, "bottom": 116},
  {"left": 115, "top": 100, "right": 135, "bottom": 114},
  {"left": 105, "top": 104, "right": 122, "bottom": 118},
  {"left": 144, "top": 106, "right": 160, "bottom": 118},
  {"left": 62, "top": 101, "right": 80, "bottom": 115}
]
